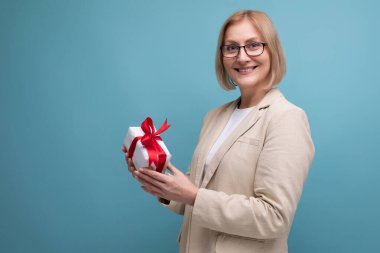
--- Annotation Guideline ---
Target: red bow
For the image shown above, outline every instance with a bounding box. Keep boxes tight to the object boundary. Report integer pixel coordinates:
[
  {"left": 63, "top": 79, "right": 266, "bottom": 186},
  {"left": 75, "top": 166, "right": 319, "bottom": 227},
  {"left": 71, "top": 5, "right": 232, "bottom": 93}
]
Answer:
[{"left": 128, "top": 117, "right": 171, "bottom": 173}]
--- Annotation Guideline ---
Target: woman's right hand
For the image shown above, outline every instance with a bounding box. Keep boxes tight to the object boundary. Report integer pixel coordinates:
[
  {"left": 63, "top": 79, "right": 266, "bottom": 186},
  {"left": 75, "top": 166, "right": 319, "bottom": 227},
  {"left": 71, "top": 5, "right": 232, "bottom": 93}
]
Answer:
[
  {"left": 121, "top": 145, "right": 171, "bottom": 204},
  {"left": 121, "top": 145, "right": 138, "bottom": 178}
]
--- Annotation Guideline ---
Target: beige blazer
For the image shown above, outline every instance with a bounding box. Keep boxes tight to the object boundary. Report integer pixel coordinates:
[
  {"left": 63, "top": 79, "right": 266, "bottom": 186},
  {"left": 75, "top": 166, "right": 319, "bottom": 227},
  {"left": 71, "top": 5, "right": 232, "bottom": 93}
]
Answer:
[{"left": 163, "top": 88, "right": 315, "bottom": 253}]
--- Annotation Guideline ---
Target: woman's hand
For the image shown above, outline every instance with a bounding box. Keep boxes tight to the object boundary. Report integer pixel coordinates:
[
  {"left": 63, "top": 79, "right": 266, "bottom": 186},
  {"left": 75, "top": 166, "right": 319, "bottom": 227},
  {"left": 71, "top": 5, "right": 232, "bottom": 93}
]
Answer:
[
  {"left": 121, "top": 146, "right": 197, "bottom": 205},
  {"left": 135, "top": 163, "right": 198, "bottom": 206},
  {"left": 121, "top": 145, "right": 138, "bottom": 179}
]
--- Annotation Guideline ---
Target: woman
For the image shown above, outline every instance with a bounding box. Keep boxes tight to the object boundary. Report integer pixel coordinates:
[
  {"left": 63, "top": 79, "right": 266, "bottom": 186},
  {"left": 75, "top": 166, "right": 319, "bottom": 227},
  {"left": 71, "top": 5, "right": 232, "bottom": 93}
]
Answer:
[{"left": 122, "top": 10, "right": 314, "bottom": 253}]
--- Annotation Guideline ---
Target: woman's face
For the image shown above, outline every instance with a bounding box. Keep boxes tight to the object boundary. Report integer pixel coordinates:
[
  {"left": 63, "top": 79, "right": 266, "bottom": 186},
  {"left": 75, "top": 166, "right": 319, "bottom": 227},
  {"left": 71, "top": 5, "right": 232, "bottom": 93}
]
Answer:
[{"left": 222, "top": 19, "right": 271, "bottom": 91}]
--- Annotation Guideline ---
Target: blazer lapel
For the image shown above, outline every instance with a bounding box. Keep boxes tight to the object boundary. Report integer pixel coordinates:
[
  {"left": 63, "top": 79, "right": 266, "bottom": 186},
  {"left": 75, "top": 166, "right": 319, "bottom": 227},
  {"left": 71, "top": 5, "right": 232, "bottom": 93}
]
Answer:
[
  {"left": 199, "top": 107, "right": 261, "bottom": 188},
  {"left": 198, "top": 88, "right": 283, "bottom": 188},
  {"left": 193, "top": 100, "right": 238, "bottom": 187}
]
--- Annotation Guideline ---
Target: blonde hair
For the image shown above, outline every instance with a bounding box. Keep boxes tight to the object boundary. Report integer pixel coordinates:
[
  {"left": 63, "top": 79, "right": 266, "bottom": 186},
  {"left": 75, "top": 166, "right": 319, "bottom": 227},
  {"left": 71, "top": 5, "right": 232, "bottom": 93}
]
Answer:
[{"left": 215, "top": 10, "right": 286, "bottom": 90}]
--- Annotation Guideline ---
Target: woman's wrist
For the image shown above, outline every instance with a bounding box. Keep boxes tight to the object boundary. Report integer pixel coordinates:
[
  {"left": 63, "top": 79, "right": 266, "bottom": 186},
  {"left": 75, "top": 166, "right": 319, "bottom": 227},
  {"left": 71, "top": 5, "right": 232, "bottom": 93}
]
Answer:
[{"left": 187, "top": 188, "right": 199, "bottom": 206}]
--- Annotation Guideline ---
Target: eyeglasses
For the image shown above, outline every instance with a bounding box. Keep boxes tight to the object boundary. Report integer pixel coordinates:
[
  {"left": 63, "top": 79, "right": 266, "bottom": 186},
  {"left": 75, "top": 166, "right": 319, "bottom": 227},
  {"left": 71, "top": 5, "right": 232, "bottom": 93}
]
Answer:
[{"left": 220, "top": 42, "right": 267, "bottom": 58}]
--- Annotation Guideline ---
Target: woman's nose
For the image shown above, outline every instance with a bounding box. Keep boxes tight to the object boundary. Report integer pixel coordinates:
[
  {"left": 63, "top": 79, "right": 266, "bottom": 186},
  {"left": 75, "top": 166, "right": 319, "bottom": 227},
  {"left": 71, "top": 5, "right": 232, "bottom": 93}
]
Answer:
[{"left": 236, "top": 47, "right": 251, "bottom": 62}]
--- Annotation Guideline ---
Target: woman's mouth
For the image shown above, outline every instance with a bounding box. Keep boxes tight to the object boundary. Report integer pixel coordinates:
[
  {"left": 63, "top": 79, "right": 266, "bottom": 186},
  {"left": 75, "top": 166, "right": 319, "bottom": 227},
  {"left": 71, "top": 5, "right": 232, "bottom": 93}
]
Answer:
[{"left": 234, "top": 66, "right": 258, "bottom": 75}]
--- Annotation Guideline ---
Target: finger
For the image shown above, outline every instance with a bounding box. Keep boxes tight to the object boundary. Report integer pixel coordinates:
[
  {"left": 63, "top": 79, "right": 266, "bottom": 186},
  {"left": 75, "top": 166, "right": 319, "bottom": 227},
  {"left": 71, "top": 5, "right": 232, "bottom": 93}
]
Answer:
[
  {"left": 135, "top": 173, "right": 152, "bottom": 185},
  {"left": 139, "top": 168, "right": 168, "bottom": 183},
  {"left": 166, "top": 163, "right": 180, "bottom": 175},
  {"left": 135, "top": 169, "right": 165, "bottom": 187},
  {"left": 141, "top": 185, "right": 158, "bottom": 196},
  {"left": 121, "top": 145, "right": 127, "bottom": 153},
  {"left": 127, "top": 158, "right": 135, "bottom": 170},
  {"left": 141, "top": 186, "right": 166, "bottom": 200},
  {"left": 124, "top": 156, "right": 134, "bottom": 173},
  {"left": 132, "top": 169, "right": 139, "bottom": 178},
  {"left": 141, "top": 184, "right": 162, "bottom": 196},
  {"left": 128, "top": 163, "right": 136, "bottom": 175},
  {"left": 136, "top": 175, "right": 157, "bottom": 188},
  {"left": 127, "top": 158, "right": 132, "bottom": 167},
  {"left": 141, "top": 185, "right": 155, "bottom": 195},
  {"left": 137, "top": 176, "right": 164, "bottom": 196}
]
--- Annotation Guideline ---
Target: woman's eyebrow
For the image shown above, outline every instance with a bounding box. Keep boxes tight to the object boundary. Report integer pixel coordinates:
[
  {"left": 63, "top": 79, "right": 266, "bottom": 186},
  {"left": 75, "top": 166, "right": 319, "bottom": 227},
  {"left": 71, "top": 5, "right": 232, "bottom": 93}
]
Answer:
[
  {"left": 223, "top": 40, "right": 238, "bottom": 44},
  {"left": 245, "top": 37, "right": 260, "bottom": 42},
  {"left": 224, "top": 37, "right": 260, "bottom": 44}
]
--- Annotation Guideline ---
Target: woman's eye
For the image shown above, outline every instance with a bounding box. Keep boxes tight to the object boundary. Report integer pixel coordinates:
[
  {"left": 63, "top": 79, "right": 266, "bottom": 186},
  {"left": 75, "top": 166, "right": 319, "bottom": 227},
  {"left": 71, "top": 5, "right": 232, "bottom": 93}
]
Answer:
[
  {"left": 226, "top": 45, "right": 238, "bottom": 52},
  {"left": 247, "top": 43, "right": 260, "bottom": 50}
]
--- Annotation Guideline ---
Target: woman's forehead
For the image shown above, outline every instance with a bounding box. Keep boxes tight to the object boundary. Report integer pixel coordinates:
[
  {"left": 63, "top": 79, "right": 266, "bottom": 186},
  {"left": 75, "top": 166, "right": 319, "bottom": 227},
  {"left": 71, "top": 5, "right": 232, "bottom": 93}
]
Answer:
[{"left": 224, "top": 20, "right": 263, "bottom": 43}]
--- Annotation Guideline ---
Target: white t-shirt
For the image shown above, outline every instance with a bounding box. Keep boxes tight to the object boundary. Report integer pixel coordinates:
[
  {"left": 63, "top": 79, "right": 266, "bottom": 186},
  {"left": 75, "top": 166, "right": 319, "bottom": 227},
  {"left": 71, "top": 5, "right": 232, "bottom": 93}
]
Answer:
[{"left": 202, "top": 106, "right": 254, "bottom": 180}]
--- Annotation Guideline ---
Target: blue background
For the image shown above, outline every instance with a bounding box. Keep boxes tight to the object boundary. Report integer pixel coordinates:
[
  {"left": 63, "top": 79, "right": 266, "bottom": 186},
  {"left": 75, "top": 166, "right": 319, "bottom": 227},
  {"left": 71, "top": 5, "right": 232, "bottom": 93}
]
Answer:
[{"left": 1, "top": 0, "right": 379, "bottom": 252}]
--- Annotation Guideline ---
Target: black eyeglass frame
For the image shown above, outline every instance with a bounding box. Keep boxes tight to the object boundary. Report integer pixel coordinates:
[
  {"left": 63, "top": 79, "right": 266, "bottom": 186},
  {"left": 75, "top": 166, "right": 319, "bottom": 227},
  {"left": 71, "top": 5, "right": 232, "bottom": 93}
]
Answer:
[{"left": 220, "top": 42, "right": 268, "bottom": 58}]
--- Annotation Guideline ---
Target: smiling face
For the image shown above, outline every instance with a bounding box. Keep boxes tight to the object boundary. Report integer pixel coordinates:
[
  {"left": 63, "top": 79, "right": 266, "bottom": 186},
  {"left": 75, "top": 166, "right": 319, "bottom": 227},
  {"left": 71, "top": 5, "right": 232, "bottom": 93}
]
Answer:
[{"left": 222, "top": 19, "right": 271, "bottom": 92}]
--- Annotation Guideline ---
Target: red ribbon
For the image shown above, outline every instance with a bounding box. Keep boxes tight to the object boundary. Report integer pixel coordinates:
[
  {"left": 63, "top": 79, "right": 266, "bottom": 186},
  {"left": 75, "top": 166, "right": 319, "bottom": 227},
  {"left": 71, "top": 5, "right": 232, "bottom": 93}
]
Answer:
[{"left": 128, "top": 117, "right": 171, "bottom": 173}]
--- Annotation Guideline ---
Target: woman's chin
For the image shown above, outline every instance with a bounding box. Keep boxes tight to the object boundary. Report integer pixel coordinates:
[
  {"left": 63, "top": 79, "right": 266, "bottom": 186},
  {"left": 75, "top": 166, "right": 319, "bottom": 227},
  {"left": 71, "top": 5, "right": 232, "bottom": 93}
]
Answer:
[
  {"left": 235, "top": 80, "right": 259, "bottom": 90},
  {"left": 234, "top": 76, "right": 270, "bottom": 91}
]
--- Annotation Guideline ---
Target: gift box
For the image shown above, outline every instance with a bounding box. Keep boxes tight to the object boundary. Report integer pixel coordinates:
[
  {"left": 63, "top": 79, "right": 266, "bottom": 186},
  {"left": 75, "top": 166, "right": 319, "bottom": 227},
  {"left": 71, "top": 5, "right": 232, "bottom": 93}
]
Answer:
[{"left": 124, "top": 117, "right": 171, "bottom": 173}]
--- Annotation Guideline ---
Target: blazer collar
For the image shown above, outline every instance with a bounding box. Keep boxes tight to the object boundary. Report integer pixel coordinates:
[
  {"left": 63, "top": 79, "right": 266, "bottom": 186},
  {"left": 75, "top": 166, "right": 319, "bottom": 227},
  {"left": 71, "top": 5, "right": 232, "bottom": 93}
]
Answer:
[
  {"left": 196, "top": 88, "right": 283, "bottom": 188},
  {"left": 243, "top": 87, "right": 283, "bottom": 110}
]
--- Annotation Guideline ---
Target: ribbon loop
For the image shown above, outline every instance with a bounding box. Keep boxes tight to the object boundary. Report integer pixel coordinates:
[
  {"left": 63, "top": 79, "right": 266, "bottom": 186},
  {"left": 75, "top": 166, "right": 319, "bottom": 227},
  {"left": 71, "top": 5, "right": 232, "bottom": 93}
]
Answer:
[{"left": 129, "top": 117, "right": 171, "bottom": 173}]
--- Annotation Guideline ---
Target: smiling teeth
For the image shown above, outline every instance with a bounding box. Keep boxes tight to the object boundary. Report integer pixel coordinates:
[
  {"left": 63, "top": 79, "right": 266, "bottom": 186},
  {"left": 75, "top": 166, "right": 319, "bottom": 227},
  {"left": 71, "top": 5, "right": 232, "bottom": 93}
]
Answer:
[{"left": 238, "top": 67, "right": 254, "bottom": 72}]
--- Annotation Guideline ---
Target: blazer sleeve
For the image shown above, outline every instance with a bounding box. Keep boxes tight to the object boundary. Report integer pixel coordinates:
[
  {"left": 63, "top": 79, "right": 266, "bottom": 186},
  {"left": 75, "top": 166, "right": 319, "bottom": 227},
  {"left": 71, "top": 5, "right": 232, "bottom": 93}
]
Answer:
[
  {"left": 160, "top": 198, "right": 186, "bottom": 215},
  {"left": 159, "top": 110, "right": 213, "bottom": 215},
  {"left": 191, "top": 107, "right": 315, "bottom": 239}
]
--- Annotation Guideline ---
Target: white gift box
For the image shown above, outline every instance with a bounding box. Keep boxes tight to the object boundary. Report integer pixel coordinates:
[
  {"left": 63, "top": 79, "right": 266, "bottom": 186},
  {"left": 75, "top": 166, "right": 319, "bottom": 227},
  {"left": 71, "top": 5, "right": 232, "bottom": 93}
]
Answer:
[{"left": 124, "top": 127, "right": 171, "bottom": 172}]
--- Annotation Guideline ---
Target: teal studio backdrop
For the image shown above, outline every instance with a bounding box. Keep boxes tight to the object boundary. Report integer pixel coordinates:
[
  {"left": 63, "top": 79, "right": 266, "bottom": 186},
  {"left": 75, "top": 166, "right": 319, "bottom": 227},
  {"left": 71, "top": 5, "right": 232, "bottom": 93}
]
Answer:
[{"left": 1, "top": 0, "right": 379, "bottom": 252}]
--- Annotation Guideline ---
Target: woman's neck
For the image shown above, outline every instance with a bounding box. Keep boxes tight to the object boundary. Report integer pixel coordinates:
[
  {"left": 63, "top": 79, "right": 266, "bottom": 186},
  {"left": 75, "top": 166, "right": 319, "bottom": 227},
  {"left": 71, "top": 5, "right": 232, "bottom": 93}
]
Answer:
[{"left": 238, "top": 87, "right": 269, "bottom": 109}]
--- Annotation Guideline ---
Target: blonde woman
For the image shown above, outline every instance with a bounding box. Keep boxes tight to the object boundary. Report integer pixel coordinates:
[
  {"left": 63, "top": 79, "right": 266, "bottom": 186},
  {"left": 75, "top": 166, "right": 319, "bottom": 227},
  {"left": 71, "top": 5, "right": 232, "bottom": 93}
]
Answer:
[{"left": 122, "top": 10, "right": 314, "bottom": 253}]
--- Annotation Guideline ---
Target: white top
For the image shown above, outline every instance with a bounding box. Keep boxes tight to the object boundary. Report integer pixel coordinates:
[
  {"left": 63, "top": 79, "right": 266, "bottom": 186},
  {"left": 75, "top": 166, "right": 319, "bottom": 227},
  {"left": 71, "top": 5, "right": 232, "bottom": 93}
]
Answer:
[{"left": 202, "top": 106, "right": 254, "bottom": 180}]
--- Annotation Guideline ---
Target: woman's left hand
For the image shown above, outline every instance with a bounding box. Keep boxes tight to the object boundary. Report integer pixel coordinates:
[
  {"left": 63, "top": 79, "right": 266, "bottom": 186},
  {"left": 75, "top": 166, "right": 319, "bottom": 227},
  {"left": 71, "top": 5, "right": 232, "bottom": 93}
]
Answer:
[{"left": 134, "top": 163, "right": 198, "bottom": 206}]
